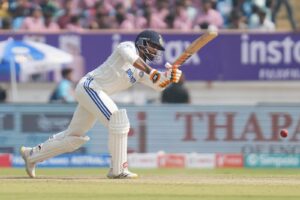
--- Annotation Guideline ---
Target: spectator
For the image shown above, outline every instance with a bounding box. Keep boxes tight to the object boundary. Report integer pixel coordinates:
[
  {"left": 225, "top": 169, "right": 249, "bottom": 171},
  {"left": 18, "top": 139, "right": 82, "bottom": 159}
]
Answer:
[
  {"left": 10, "top": 0, "right": 33, "bottom": 18},
  {"left": 0, "top": 86, "right": 7, "bottom": 103},
  {"left": 216, "top": 0, "right": 233, "bottom": 28},
  {"left": 114, "top": 3, "right": 134, "bottom": 29},
  {"left": 181, "top": 0, "right": 198, "bottom": 22},
  {"left": 251, "top": 8, "right": 275, "bottom": 32},
  {"left": 248, "top": 4, "right": 260, "bottom": 29},
  {"left": 0, "top": 0, "right": 10, "bottom": 20},
  {"left": 65, "top": 15, "right": 84, "bottom": 32},
  {"left": 88, "top": 0, "right": 112, "bottom": 29},
  {"left": 89, "top": 12, "right": 112, "bottom": 29},
  {"left": 43, "top": 12, "right": 60, "bottom": 31},
  {"left": 10, "top": 0, "right": 33, "bottom": 30},
  {"left": 272, "top": 0, "right": 298, "bottom": 31},
  {"left": 1, "top": 17, "right": 11, "bottom": 29},
  {"left": 119, "top": 13, "right": 136, "bottom": 29},
  {"left": 40, "top": 0, "right": 58, "bottom": 17},
  {"left": 20, "top": 5, "right": 45, "bottom": 31},
  {"left": 49, "top": 68, "right": 76, "bottom": 103},
  {"left": 131, "top": 8, "right": 148, "bottom": 29},
  {"left": 1, "top": 0, "right": 297, "bottom": 31},
  {"left": 56, "top": 0, "right": 73, "bottom": 29},
  {"left": 161, "top": 75, "right": 190, "bottom": 104},
  {"left": 173, "top": 0, "right": 193, "bottom": 31},
  {"left": 194, "top": 0, "right": 224, "bottom": 30},
  {"left": 145, "top": 0, "right": 168, "bottom": 29},
  {"left": 265, "top": 0, "right": 274, "bottom": 22},
  {"left": 232, "top": 0, "right": 253, "bottom": 19},
  {"left": 228, "top": 9, "right": 247, "bottom": 29},
  {"left": 111, "top": 2, "right": 148, "bottom": 30},
  {"left": 165, "top": 12, "right": 175, "bottom": 29}
]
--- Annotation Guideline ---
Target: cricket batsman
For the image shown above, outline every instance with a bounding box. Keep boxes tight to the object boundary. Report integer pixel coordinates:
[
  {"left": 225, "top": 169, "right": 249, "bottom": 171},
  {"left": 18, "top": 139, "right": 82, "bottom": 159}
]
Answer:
[{"left": 20, "top": 30, "right": 182, "bottom": 179}]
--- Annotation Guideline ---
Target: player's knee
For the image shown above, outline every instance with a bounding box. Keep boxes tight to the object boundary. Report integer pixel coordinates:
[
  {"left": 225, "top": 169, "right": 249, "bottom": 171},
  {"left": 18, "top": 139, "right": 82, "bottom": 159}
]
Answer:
[
  {"left": 65, "top": 135, "right": 90, "bottom": 152},
  {"left": 48, "top": 132, "right": 89, "bottom": 152},
  {"left": 64, "top": 127, "right": 87, "bottom": 137},
  {"left": 109, "top": 109, "right": 130, "bottom": 135}
]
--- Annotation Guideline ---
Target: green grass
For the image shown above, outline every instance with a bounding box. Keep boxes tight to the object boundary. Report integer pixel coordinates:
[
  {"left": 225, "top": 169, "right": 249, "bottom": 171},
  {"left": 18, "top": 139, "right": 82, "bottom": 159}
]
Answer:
[{"left": 1, "top": 168, "right": 300, "bottom": 200}]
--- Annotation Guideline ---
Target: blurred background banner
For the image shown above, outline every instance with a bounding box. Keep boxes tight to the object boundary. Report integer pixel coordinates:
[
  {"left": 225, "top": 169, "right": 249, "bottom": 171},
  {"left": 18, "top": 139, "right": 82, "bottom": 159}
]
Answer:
[
  {"left": 12, "top": 154, "right": 111, "bottom": 168},
  {"left": 1, "top": 104, "right": 299, "bottom": 155},
  {"left": 0, "top": 32, "right": 299, "bottom": 82}
]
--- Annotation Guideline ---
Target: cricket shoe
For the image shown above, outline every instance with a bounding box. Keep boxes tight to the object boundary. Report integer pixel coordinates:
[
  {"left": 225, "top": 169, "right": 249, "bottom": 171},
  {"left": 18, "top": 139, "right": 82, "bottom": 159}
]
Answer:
[
  {"left": 20, "top": 146, "right": 36, "bottom": 178},
  {"left": 107, "top": 168, "right": 138, "bottom": 179}
]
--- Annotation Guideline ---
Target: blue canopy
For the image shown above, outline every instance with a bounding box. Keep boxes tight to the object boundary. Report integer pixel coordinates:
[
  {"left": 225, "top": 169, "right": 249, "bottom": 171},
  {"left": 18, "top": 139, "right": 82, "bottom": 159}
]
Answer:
[{"left": 0, "top": 39, "right": 45, "bottom": 76}]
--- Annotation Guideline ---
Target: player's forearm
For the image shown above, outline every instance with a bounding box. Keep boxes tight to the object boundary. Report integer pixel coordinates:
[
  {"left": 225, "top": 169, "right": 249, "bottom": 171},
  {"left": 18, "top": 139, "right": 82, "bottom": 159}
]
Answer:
[{"left": 133, "top": 58, "right": 153, "bottom": 74}]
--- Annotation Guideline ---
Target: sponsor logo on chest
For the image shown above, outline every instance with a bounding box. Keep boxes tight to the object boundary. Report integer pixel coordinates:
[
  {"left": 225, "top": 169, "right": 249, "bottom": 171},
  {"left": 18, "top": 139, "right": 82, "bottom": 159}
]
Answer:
[{"left": 126, "top": 69, "right": 136, "bottom": 83}]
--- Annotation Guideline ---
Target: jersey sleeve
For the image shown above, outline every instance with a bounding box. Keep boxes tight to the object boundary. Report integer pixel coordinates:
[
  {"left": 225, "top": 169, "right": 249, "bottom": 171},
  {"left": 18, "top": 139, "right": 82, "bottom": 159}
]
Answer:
[{"left": 117, "top": 42, "right": 139, "bottom": 65}]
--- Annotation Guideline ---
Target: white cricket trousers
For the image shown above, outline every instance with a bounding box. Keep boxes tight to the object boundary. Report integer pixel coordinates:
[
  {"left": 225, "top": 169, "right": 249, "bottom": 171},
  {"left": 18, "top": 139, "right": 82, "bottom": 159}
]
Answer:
[
  {"left": 68, "top": 76, "right": 119, "bottom": 137},
  {"left": 26, "top": 76, "right": 130, "bottom": 176},
  {"left": 74, "top": 76, "right": 130, "bottom": 174}
]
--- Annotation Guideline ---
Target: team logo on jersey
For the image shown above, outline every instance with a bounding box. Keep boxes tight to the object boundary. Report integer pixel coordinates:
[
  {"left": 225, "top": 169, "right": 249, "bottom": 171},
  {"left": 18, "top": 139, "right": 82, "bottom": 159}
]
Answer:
[
  {"left": 139, "top": 71, "right": 144, "bottom": 78},
  {"left": 126, "top": 69, "right": 136, "bottom": 84}
]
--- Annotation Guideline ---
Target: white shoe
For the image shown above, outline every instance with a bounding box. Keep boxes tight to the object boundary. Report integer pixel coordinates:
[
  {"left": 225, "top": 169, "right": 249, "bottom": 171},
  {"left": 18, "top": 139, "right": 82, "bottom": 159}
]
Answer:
[
  {"left": 107, "top": 168, "right": 138, "bottom": 179},
  {"left": 20, "top": 146, "right": 36, "bottom": 178}
]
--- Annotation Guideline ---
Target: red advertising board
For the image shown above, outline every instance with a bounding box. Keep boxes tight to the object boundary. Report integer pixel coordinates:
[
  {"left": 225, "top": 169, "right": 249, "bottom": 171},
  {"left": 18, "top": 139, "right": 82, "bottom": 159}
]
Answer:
[
  {"left": 128, "top": 153, "right": 158, "bottom": 168},
  {"left": 0, "top": 154, "right": 12, "bottom": 167},
  {"left": 158, "top": 154, "right": 186, "bottom": 168},
  {"left": 216, "top": 154, "right": 243, "bottom": 168}
]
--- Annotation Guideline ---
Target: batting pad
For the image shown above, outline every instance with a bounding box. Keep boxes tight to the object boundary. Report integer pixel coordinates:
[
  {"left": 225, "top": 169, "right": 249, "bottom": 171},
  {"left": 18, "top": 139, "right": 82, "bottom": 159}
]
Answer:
[
  {"left": 109, "top": 109, "right": 130, "bottom": 175},
  {"left": 28, "top": 131, "right": 90, "bottom": 163}
]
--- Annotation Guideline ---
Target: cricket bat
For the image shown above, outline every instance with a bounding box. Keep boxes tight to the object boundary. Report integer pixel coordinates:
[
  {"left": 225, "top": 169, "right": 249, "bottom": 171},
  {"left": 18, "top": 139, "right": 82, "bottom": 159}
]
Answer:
[
  {"left": 172, "top": 31, "right": 218, "bottom": 67},
  {"left": 158, "top": 31, "right": 218, "bottom": 88}
]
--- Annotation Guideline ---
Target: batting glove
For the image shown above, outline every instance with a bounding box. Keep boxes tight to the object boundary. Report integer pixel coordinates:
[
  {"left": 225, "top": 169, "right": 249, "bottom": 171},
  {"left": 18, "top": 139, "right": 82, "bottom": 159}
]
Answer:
[
  {"left": 149, "top": 69, "right": 161, "bottom": 83},
  {"left": 158, "top": 63, "right": 182, "bottom": 88},
  {"left": 167, "top": 67, "right": 182, "bottom": 83}
]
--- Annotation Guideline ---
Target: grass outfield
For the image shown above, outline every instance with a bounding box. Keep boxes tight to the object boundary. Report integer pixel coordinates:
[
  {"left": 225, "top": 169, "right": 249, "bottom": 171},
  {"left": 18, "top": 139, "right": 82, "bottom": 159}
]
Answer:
[{"left": 1, "top": 168, "right": 300, "bottom": 200}]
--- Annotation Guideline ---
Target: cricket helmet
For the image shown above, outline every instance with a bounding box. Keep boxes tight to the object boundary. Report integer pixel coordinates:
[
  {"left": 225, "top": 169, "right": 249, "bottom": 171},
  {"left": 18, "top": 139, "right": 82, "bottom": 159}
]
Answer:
[{"left": 135, "top": 30, "right": 165, "bottom": 61}]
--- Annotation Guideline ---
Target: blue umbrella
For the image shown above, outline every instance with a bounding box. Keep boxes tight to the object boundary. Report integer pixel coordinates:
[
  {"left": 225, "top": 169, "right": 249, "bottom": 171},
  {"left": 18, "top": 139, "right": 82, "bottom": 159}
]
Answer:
[
  {"left": 0, "top": 38, "right": 73, "bottom": 101},
  {"left": 0, "top": 38, "right": 45, "bottom": 75}
]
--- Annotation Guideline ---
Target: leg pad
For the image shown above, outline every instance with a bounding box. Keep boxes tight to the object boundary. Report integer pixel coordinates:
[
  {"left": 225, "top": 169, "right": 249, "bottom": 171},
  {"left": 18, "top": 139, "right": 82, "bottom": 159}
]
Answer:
[{"left": 108, "top": 109, "right": 130, "bottom": 175}]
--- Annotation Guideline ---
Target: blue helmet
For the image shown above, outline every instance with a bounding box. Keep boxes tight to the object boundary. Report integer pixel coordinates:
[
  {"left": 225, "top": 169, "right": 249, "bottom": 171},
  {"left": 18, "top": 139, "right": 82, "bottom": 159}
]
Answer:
[
  {"left": 135, "top": 30, "right": 165, "bottom": 50},
  {"left": 135, "top": 30, "right": 165, "bottom": 61}
]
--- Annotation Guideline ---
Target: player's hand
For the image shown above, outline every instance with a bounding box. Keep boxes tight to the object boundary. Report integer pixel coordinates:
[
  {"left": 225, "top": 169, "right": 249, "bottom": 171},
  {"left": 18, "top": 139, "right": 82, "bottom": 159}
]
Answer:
[
  {"left": 157, "top": 63, "right": 182, "bottom": 87},
  {"left": 164, "top": 62, "right": 182, "bottom": 83},
  {"left": 149, "top": 64, "right": 182, "bottom": 88},
  {"left": 165, "top": 67, "right": 182, "bottom": 83}
]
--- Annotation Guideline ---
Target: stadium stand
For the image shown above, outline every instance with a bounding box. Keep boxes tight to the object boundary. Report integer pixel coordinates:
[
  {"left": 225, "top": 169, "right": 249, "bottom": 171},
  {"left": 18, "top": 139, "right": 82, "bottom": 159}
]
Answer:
[{"left": 0, "top": 0, "right": 298, "bottom": 31}]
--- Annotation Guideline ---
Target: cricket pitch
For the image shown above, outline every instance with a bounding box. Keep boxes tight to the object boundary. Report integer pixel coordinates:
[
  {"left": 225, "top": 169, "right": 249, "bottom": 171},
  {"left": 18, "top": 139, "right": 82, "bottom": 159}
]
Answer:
[{"left": 1, "top": 168, "right": 300, "bottom": 200}]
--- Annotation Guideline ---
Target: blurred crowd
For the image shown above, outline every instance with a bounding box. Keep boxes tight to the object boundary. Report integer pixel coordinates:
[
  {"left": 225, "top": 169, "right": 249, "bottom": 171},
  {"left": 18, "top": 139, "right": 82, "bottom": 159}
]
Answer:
[{"left": 0, "top": 0, "right": 298, "bottom": 32}]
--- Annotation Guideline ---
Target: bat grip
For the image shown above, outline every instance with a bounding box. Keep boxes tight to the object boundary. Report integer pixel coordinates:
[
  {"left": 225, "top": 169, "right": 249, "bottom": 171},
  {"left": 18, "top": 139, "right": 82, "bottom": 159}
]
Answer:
[{"left": 165, "top": 62, "right": 180, "bottom": 69}]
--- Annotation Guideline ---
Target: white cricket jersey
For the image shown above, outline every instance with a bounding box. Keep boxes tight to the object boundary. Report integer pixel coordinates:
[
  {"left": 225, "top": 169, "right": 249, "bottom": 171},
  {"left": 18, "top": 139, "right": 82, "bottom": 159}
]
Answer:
[{"left": 87, "top": 41, "right": 158, "bottom": 95}]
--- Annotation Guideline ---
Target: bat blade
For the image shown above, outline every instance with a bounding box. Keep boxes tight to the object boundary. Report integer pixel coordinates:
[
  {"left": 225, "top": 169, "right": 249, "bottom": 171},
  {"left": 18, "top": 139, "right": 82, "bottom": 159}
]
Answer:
[{"left": 173, "top": 31, "right": 218, "bottom": 67}]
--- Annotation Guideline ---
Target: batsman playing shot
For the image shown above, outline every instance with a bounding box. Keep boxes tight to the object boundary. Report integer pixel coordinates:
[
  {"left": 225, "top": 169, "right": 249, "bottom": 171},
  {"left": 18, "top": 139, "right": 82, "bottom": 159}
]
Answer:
[{"left": 20, "top": 30, "right": 182, "bottom": 179}]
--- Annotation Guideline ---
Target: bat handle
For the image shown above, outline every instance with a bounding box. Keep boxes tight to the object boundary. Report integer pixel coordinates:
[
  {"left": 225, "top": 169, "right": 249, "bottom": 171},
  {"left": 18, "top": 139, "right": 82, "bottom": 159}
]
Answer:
[
  {"left": 164, "top": 62, "right": 172, "bottom": 69},
  {"left": 165, "top": 62, "right": 180, "bottom": 69}
]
